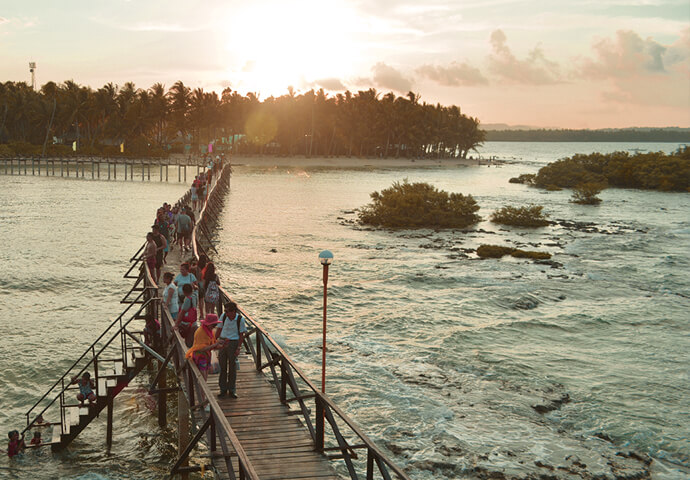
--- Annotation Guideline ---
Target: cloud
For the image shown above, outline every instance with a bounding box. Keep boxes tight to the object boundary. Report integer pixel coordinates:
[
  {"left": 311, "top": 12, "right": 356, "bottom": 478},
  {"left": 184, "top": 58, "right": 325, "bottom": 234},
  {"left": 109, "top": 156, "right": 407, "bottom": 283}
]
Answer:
[
  {"left": 124, "top": 23, "right": 201, "bottom": 32},
  {"left": 416, "top": 61, "right": 488, "bottom": 86},
  {"left": 371, "top": 62, "right": 413, "bottom": 92},
  {"left": 488, "top": 29, "right": 562, "bottom": 84},
  {"left": 581, "top": 30, "right": 672, "bottom": 78},
  {"left": 315, "top": 78, "right": 348, "bottom": 91},
  {"left": 576, "top": 29, "right": 690, "bottom": 108},
  {"left": 664, "top": 27, "right": 690, "bottom": 67}
]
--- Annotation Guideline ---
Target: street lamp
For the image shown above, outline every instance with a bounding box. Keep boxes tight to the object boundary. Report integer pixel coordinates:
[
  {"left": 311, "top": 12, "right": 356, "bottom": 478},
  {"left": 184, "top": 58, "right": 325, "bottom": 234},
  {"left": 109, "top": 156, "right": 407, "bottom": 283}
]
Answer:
[{"left": 318, "top": 250, "right": 333, "bottom": 395}]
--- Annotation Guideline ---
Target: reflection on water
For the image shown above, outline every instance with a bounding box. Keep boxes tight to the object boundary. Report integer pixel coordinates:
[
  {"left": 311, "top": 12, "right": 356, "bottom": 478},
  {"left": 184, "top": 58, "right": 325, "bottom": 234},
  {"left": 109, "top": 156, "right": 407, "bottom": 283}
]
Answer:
[{"left": 1, "top": 142, "right": 688, "bottom": 479}]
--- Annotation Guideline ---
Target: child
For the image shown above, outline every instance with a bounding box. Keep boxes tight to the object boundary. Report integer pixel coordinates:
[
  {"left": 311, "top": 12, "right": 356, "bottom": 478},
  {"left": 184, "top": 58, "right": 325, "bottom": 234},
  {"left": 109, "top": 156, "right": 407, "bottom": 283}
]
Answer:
[
  {"left": 30, "top": 431, "right": 42, "bottom": 446},
  {"left": 143, "top": 312, "right": 160, "bottom": 346},
  {"left": 71, "top": 372, "right": 97, "bottom": 407},
  {"left": 34, "top": 414, "right": 50, "bottom": 427},
  {"left": 7, "top": 430, "right": 25, "bottom": 457}
]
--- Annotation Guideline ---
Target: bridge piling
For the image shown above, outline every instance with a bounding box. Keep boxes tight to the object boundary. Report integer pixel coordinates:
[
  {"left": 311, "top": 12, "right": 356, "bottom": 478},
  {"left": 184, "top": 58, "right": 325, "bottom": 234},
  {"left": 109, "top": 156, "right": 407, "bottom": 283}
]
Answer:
[
  {"left": 106, "top": 396, "right": 114, "bottom": 447},
  {"left": 178, "top": 389, "right": 190, "bottom": 480}
]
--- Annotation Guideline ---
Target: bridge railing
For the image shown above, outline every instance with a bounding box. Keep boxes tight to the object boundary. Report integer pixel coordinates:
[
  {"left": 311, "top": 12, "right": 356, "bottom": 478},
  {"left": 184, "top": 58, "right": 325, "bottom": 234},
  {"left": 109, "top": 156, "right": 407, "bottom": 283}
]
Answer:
[
  {"left": 138, "top": 162, "right": 261, "bottom": 479},
  {"left": 185, "top": 164, "right": 411, "bottom": 480}
]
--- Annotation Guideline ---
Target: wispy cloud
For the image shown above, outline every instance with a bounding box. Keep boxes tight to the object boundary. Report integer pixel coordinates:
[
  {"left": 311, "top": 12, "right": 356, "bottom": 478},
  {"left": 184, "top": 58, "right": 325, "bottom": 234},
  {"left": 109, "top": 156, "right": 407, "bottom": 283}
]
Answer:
[
  {"left": 124, "top": 23, "right": 202, "bottom": 32},
  {"left": 417, "top": 62, "right": 488, "bottom": 86}
]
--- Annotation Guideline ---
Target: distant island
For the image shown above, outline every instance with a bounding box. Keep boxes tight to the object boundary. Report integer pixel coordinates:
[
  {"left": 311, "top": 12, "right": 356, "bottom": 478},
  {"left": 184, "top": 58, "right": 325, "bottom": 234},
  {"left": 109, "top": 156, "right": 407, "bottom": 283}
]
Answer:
[
  {"left": 0, "top": 80, "right": 484, "bottom": 159},
  {"left": 486, "top": 128, "right": 690, "bottom": 143}
]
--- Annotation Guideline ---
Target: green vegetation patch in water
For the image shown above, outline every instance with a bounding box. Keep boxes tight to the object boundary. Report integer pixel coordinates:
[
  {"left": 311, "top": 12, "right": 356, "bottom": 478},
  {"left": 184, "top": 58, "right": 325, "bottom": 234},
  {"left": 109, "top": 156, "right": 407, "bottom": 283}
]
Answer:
[
  {"left": 511, "top": 147, "right": 690, "bottom": 192},
  {"left": 490, "top": 205, "right": 550, "bottom": 227},
  {"left": 358, "top": 180, "right": 481, "bottom": 229},
  {"left": 477, "top": 244, "right": 552, "bottom": 260}
]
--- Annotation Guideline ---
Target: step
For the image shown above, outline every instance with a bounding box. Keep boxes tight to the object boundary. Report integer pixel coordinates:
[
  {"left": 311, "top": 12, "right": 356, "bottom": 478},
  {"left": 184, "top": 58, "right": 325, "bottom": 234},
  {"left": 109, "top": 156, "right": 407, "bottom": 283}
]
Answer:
[
  {"left": 51, "top": 424, "right": 62, "bottom": 443},
  {"left": 98, "top": 377, "right": 107, "bottom": 397},
  {"left": 68, "top": 407, "right": 79, "bottom": 426}
]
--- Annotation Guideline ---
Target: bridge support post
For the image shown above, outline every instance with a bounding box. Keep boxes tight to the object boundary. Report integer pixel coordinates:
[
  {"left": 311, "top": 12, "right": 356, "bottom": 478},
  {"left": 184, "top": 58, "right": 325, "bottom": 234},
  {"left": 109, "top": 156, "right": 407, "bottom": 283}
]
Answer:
[
  {"left": 315, "top": 396, "right": 324, "bottom": 451},
  {"left": 158, "top": 362, "right": 167, "bottom": 427},
  {"left": 106, "top": 395, "right": 114, "bottom": 448},
  {"left": 178, "top": 389, "right": 190, "bottom": 480}
]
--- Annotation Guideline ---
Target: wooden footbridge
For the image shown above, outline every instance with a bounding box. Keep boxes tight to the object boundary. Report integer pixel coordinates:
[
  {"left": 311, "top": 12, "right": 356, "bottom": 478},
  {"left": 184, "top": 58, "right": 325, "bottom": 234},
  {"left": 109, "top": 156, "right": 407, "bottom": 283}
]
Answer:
[
  {"left": 20, "top": 162, "right": 411, "bottom": 480},
  {"left": 0, "top": 155, "right": 214, "bottom": 182}
]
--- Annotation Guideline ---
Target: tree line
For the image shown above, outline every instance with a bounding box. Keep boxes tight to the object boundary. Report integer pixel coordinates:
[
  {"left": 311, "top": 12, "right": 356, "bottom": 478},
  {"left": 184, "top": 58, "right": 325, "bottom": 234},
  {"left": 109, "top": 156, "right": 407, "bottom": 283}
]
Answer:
[
  {"left": 0, "top": 80, "right": 485, "bottom": 158},
  {"left": 486, "top": 128, "right": 690, "bottom": 143}
]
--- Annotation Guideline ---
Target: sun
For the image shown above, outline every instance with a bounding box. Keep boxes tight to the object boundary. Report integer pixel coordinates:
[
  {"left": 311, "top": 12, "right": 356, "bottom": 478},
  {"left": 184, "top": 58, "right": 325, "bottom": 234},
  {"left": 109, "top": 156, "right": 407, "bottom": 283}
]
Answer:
[{"left": 223, "top": 0, "right": 361, "bottom": 96}]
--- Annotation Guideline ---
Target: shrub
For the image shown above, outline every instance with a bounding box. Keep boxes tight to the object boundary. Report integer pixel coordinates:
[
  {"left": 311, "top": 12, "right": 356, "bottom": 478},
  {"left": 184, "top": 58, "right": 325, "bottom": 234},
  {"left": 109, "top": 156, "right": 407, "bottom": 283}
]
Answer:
[
  {"left": 571, "top": 182, "right": 604, "bottom": 205},
  {"left": 509, "top": 173, "right": 536, "bottom": 185},
  {"left": 490, "top": 205, "right": 550, "bottom": 227},
  {"left": 358, "top": 180, "right": 481, "bottom": 228},
  {"left": 477, "top": 244, "right": 551, "bottom": 260}
]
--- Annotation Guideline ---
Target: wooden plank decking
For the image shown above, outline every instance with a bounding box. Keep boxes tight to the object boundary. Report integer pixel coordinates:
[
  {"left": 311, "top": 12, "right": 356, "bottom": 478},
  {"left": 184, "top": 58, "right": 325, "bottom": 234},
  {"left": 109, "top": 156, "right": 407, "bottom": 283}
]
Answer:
[
  {"left": 207, "top": 360, "right": 340, "bottom": 480},
  {"left": 159, "top": 197, "right": 340, "bottom": 479}
]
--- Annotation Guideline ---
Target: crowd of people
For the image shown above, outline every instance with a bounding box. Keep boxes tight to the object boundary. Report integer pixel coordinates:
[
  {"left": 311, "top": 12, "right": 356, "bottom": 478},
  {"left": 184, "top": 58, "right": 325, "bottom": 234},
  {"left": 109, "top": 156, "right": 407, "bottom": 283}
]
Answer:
[
  {"left": 152, "top": 153, "right": 246, "bottom": 412},
  {"left": 6, "top": 154, "right": 233, "bottom": 457}
]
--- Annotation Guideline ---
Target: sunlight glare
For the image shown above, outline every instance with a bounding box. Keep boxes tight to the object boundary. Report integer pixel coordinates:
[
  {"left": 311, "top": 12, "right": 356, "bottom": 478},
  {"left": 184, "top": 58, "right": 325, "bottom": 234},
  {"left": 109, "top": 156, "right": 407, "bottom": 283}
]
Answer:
[{"left": 224, "top": 0, "right": 360, "bottom": 96}]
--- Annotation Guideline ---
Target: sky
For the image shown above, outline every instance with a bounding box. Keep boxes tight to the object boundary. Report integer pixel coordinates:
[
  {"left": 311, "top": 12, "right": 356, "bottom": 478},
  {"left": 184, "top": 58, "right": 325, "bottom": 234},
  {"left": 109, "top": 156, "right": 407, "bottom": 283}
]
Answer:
[{"left": 1, "top": 0, "right": 689, "bottom": 128}]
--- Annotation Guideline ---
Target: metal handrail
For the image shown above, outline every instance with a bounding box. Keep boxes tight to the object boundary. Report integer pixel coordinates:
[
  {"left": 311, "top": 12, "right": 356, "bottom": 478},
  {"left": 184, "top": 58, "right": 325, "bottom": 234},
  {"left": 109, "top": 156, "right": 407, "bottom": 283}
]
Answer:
[
  {"left": 23, "top": 286, "right": 150, "bottom": 429},
  {"left": 22, "top": 296, "right": 156, "bottom": 437}
]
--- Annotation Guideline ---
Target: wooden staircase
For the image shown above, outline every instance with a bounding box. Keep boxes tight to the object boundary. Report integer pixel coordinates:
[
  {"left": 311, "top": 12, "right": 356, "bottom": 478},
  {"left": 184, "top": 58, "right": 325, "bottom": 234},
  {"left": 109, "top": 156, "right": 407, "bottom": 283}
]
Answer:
[
  {"left": 22, "top": 294, "right": 159, "bottom": 452},
  {"left": 49, "top": 340, "right": 149, "bottom": 451}
]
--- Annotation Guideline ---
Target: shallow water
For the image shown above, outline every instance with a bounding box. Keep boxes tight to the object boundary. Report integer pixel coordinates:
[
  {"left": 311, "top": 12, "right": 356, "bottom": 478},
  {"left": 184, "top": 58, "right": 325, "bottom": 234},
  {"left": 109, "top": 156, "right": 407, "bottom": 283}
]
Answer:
[{"left": 1, "top": 142, "right": 688, "bottom": 479}]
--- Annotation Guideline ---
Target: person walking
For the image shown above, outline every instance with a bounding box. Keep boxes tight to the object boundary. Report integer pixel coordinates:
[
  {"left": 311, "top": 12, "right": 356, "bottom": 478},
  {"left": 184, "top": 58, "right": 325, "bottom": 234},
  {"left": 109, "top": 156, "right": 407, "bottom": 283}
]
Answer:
[
  {"left": 176, "top": 208, "right": 192, "bottom": 252},
  {"left": 216, "top": 301, "right": 246, "bottom": 398}
]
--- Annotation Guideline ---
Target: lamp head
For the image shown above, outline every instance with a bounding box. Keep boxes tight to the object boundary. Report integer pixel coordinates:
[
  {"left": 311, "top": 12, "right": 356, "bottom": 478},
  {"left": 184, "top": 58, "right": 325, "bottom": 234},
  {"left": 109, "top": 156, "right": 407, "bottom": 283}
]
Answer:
[{"left": 319, "top": 250, "right": 334, "bottom": 266}]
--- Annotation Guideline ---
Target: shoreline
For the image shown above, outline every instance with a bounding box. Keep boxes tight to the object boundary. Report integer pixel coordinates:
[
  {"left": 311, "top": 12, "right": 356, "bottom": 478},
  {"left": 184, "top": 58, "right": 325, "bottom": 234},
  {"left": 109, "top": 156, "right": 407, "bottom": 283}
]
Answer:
[{"left": 227, "top": 155, "right": 481, "bottom": 169}]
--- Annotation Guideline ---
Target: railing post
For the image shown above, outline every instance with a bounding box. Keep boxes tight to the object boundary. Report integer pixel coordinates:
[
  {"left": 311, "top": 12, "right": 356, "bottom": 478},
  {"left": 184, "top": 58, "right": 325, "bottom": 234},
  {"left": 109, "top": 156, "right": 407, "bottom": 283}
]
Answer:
[
  {"left": 315, "top": 395, "right": 324, "bottom": 451},
  {"left": 256, "top": 333, "right": 262, "bottom": 370},
  {"left": 366, "top": 449, "right": 375, "bottom": 480},
  {"left": 280, "top": 359, "right": 287, "bottom": 403}
]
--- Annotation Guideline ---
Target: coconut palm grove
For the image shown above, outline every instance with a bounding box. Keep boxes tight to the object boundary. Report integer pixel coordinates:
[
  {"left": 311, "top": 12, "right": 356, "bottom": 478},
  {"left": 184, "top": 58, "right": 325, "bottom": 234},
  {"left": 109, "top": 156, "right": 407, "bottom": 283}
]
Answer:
[{"left": 0, "top": 80, "right": 485, "bottom": 159}]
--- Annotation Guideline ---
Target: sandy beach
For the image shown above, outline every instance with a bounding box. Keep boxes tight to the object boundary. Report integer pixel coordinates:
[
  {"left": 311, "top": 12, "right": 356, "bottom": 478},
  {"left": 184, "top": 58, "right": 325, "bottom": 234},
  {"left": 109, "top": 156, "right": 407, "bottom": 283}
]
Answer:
[{"left": 225, "top": 155, "right": 480, "bottom": 169}]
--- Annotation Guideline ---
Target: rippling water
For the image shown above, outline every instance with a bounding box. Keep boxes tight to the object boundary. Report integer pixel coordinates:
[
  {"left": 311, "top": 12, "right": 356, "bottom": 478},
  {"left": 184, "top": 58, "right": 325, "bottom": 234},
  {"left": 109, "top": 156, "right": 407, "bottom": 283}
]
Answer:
[{"left": 1, "top": 142, "right": 688, "bottom": 479}]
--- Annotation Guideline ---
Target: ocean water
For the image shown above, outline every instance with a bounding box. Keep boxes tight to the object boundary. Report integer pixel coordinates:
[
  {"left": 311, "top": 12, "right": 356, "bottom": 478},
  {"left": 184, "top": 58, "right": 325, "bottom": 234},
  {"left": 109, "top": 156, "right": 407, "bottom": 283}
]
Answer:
[{"left": 0, "top": 142, "right": 688, "bottom": 479}]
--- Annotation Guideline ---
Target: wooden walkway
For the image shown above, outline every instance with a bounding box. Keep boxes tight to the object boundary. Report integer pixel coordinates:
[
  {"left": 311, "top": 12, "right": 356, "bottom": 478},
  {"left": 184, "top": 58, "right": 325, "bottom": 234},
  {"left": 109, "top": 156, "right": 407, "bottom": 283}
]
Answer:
[
  {"left": 159, "top": 202, "right": 339, "bottom": 479},
  {"left": 208, "top": 364, "right": 339, "bottom": 480}
]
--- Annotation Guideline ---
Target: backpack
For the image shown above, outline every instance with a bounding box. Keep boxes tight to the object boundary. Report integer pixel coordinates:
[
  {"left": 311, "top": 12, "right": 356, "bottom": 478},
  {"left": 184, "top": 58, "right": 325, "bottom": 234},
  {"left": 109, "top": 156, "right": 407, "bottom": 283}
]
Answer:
[{"left": 205, "top": 279, "right": 220, "bottom": 304}]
